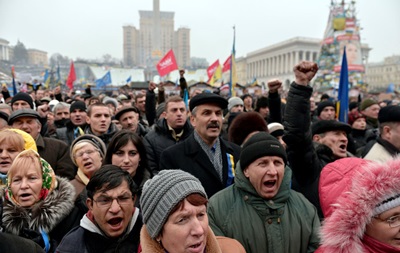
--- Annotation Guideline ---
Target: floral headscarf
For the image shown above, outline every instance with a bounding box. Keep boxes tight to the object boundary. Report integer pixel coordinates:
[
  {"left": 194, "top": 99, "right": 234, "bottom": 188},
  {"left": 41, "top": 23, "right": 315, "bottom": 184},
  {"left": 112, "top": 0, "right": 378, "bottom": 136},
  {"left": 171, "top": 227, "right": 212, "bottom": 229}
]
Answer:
[{"left": 5, "top": 150, "right": 57, "bottom": 206}]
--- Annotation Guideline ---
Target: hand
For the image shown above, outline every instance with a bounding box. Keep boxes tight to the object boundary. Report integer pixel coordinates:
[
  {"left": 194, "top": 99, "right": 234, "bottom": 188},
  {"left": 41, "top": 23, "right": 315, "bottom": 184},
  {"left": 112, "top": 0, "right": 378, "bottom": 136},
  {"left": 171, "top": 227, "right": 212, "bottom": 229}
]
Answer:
[
  {"left": 179, "top": 69, "right": 185, "bottom": 77},
  {"left": 148, "top": 82, "right": 157, "bottom": 91},
  {"left": 37, "top": 104, "right": 50, "bottom": 118},
  {"left": 293, "top": 61, "right": 318, "bottom": 86},
  {"left": 158, "top": 82, "right": 165, "bottom": 92},
  {"left": 267, "top": 79, "right": 282, "bottom": 93}
]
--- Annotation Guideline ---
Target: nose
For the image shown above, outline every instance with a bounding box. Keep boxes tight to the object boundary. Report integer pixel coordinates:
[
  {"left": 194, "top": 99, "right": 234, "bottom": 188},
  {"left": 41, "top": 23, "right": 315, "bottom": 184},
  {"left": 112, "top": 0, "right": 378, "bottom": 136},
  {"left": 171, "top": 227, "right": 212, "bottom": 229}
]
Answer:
[
  {"left": 20, "top": 178, "right": 29, "bottom": 189},
  {"left": 0, "top": 150, "right": 7, "bottom": 157},
  {"left": 109, "top": 198, "right": 122, "bottom": 213},
  {"left": 266, "top": 165, "right": 278, "bottom": 176},
  {"left": 191, "top": 217, "right": 206, "bottom": 236}
]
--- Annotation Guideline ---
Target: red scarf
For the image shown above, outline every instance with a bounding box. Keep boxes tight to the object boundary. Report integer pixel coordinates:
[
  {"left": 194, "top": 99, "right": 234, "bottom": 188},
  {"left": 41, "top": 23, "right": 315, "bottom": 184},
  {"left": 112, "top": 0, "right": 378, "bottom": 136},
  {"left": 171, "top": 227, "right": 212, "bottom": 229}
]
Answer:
[{"left": 362, "top": 234, "right": 400, "bottom": 253}]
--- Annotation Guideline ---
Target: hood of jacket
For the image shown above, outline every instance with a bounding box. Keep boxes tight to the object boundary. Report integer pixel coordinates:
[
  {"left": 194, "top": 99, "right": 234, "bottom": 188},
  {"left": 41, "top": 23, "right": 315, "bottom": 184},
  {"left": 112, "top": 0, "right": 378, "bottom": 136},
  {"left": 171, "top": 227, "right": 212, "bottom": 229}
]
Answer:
[
  {"left": 2, "top": 176, "right": 75, "bottom": 235},
  {"left": 319, "top": 157, "right": 400, "bottom": 252},
  {"left": 234, "top": 161, "right": 291, "bottom": 210}
]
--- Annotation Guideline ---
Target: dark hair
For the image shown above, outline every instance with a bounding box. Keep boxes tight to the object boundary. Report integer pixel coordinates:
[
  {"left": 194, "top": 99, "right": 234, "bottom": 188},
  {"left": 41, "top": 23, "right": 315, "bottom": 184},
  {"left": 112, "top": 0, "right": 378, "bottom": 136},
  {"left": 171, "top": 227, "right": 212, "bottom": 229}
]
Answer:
[
  {"left": 87, "top": 102, "right": 109, "bottom": 116},
  {"left": 103, "top": 130, "right": 149, "bottom": 185},
  {"left": 165, "top": 95, "right": 184, "bottom": 112},
  {"left": 86, "top": 164, "right": 138, "bottom": 200},
  {"left": 168, "top": 193, "right": 208, "bottom": 219}
]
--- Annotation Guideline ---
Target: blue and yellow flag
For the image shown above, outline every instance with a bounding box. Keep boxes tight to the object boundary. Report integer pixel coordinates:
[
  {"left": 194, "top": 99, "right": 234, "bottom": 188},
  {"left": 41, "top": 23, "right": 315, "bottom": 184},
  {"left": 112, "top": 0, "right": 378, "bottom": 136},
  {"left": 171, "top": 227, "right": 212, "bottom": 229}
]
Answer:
[
  {"left": 337, "top": 46, "right": 349, "bottom": 123},
  {"left": 229, "top": 26, "right": 237, "bottom": 97}
]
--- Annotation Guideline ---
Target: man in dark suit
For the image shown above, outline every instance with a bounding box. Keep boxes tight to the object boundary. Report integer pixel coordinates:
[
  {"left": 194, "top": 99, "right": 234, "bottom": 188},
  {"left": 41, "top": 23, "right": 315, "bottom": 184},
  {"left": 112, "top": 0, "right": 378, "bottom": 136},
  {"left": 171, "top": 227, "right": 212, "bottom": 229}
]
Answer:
[{"left": 159, "top": 93, "right": 241, "bottom": 197}]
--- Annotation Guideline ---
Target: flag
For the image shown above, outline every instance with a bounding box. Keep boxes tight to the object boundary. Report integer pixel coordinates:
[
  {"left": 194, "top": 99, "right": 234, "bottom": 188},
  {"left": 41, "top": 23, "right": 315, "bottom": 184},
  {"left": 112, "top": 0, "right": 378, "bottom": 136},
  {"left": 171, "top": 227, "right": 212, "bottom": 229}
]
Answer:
[
  {"left": 11, "top": 66, "right": 17, "bottom": 96},
  {"left": 56, "top": 64, "right": 61, "bottom": 84},
  {"left": 156, "top": 50, "right": 178, "bottom": 77},
  {"left": 207, "top": 60, "right": 220, "bottom": 79},
  {"left": 66, "top": 61, "right": 76, "bottom": 90},
  {"left": 222, "top": 56, "right": 231, "bottom": 73},
  {"left": 249, "top": 77, "right": 258, "bottom": 87},
  {"left": 96, "top": 71, "right": 112, "bottom": 88},
  {"left": 337, "top": 46, "right": 349, "bottom": 123},
  {"left": 209, "top": 65, "right": 222, "bottom": 86},
  {"left": 126, "top": 76, "right": 131, "bottom": 84},
  {"left": 229, "top": 26, "right": 237, "bottom": 97},
  {"left": 183, "top": 88, "right": 189, "bottom": 109},
  {"left": 43, "top": 69, "right": 51, "bottom": 88},
  {"left": 386, "top": 83, "right": 395, "bottom": 93}
]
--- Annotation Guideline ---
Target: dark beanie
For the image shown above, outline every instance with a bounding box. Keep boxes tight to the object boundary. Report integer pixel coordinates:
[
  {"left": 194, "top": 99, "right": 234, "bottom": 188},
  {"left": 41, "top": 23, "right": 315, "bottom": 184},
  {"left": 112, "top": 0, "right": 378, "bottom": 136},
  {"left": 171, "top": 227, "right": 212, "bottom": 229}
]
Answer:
[
  {"left": 240, "top": 132, "right": 287, "bottom": 170},
  {"left": 228, "top": 112, "right": 268, "bottom": 146},
  {"left": 378, "top": 105, "right": 400, "bottom": 123},
  {"left": 360, "top": 98, "right": 378, "bottom": 111},
  {"left": 11, "top": 92, "right": 34, "bottom": 109},
  {"left": 255, "top": 96, "right": 268, "bottom": 112},
  {"left": 70, "top": 101, "right": 87, "bottom": 113},
  {"left": 317, "top": 100, "right": 335, "bottom": 116}
]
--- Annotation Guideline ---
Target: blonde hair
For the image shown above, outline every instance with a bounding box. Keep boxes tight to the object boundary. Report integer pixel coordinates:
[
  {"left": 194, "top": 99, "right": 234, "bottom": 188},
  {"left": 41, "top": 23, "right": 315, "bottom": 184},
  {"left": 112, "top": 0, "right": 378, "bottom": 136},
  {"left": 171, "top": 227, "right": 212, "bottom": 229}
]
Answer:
[
  {"left": 71, "top": 141, "right": 96, "bottom": 160},
  {"left": 8, "top": 149, "right": 42, "bottom": 180},
  {"left": 0, "top": 130, "right": 25, "bottom": 152}
]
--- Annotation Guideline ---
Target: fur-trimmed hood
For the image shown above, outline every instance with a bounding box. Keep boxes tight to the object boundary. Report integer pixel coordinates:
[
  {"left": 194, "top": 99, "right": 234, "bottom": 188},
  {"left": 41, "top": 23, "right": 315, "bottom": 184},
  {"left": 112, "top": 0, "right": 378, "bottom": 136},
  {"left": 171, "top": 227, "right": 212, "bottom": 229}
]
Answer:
[
  {"left": 2, "top": 176, "right": 75, "bottom": 235},
  {"left": 318, "top": 157, "right": 400, "bottom": 252}
]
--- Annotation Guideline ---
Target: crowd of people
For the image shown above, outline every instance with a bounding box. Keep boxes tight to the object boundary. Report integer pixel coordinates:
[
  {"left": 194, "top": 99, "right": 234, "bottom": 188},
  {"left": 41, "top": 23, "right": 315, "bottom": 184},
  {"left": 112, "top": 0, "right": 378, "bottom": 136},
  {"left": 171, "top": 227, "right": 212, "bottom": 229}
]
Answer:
[{"left": 0, "top": 60, "right": 400, "bottom": 253}]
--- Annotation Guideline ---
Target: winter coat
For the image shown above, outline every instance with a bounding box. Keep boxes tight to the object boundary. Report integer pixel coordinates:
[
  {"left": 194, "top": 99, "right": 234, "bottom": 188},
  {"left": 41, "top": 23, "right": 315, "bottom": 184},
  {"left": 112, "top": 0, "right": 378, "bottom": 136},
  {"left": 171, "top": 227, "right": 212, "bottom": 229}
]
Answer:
[
  {"left": 36, "top": 135, "right": 76, "bottom": 180},
  {"left": 283, "top": 82, "right": 344, "bottom": 218},
  {"left": 159, "top": 133, "right": 241, "bottom": 198},
  {"left": 1, "top": 177, "right": 75, "bottom": 252},
  {"left": 139, "top": 225, "right": 246, "bottom": 253},
  {"left": 56, "top": 208, "right": 142, "bottom": 253},
  {"left": 53, "top": 120, "right": 87, "bottom": 146},
  {"left": 208, "top": 163, "right": 320, "bottom": 253},
  {"left": 317, "top": 157, "right": 400, "bottom": 252},
  {"left": 143, "top": 118, "right": 193, "bottom": 174},
  {"left": 0, "top": 232, "right": 45, "bottom": 253},
  {"left": 363, "top": 137, "right": 400, "bottom": 162}
]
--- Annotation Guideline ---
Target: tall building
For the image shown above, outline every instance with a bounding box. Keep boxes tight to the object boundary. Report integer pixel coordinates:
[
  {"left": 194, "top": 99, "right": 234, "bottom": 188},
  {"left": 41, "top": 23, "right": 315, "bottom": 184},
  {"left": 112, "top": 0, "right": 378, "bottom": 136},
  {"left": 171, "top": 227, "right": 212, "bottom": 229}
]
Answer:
[
  {"left": 367, "top": 55, "right": 400, "bottom": 90},
  {"left": 123, "top": 0, "right": 190, "bottom": 68}
]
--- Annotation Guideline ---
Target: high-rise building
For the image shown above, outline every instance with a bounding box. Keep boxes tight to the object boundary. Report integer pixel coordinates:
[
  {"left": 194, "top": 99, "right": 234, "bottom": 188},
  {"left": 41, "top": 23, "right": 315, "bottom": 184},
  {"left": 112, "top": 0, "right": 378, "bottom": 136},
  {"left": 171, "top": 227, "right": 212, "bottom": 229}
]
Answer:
[{"left": 123, "top": 0, "right": 190, "bottom": 68}]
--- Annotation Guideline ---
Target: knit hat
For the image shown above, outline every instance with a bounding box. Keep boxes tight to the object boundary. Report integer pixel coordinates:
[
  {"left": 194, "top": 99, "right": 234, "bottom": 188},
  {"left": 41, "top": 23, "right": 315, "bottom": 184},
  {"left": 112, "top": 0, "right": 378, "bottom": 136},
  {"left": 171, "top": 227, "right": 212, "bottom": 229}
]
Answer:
[
  {"left": 348, "top": 111, "right": 365, "bottom": 126},
  {"left": 378, "top": 105, "right": 400, "bottom": 123},
  {"left": 317, "top": 100, "right": 335, "bottom": 116},
  {"left": 359, "top": 98, "right": 378, "bottom": 111},
  {"left": 312, "top": 120, "right": 352, "bottom": 136},
  {"left": 70, "top": 101, "right": 87, "bottom": 113},
  {"left": 103, "top": 97, "right": 118, "bottom": 108},
  {"left": 70, "top": 134, "right": 106, "bottom": 166},
  {"left": 228, "top": 112, "right": 268, "bottom": 146},
  {"left": 240, "top": 132, "right": 287, "bottom": 170},
  {"left": 228, "top": 97, "right": 244, "bottom": 111},
  {"left": 189, "top": 93, "right": 227, "bottom": 111},
  {"left": 140, "top": 169, "right": 207, "bottom": 239},
  {"left": 11, "top": 92, "right": 34, "bottom": 109},
  {"left": 156, "top": 102, "right": 166, "bottom": 119},
  {"left": 268, "top": 122, "right": 284, "bottom": 138}
]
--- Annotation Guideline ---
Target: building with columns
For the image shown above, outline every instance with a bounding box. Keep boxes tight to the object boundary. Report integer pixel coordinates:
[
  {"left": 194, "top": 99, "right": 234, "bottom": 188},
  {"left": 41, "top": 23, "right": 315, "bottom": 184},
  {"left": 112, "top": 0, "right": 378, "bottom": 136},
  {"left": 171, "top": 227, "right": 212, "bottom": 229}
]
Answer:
[
  {"left": 367, "top": 55, "right": 400, "bottom": 90},
  {"left": 0, "top": 38, "right": 10, "bottom": 61},
  {"left": 123, "top": 0, "right": 190, "bottom": 68},
  {"left": 27, "top": 49, "right": 48, "bottom": 66}
]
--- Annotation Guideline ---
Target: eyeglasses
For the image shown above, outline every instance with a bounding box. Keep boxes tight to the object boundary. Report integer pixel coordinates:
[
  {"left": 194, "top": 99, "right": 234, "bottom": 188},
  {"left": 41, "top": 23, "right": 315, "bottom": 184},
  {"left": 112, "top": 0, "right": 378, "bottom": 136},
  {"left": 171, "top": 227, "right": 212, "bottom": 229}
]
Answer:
[
  {"left": 374, "top": 214, "right": 400, "bottom": 228},
  {"left": 74, "top": 149, "right": 98, "bottom": 158},
  {"left": 93, "top": 194, "right": 133, "bottom": 209}
]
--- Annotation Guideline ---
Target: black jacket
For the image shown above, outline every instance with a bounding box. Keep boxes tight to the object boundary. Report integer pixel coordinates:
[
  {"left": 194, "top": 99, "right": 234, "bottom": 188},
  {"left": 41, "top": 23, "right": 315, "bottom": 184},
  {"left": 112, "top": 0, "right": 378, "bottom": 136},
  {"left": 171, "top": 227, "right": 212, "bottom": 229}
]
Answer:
[
  {"left": 159, "top": 133, "right": 241, "bottom": 198},
  {"left": 143, "top": 118, "right": 193, "bottom": 175},
  {"left": 283, "top": 82, "right": 339, "bottom": 218}
]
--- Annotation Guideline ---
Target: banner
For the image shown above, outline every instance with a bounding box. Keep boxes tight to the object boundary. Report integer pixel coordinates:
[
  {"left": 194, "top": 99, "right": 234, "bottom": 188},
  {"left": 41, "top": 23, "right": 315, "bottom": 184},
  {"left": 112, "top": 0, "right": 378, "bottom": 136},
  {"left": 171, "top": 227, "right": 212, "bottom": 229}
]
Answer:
[
  {"left": 337, "top": 47, "right": 349, "bottom": 123},
  {"left": 222, "top": 55, "right": 231, "bottom": 73},
  {"left": 156, "top": 50, "right": 178, "bottom": 77},
  {"left": 207, "top": 60, "right": 220, "bottom": 79},
  {"left": 66, "top": 61, "right": 76, "bottom": 90}
]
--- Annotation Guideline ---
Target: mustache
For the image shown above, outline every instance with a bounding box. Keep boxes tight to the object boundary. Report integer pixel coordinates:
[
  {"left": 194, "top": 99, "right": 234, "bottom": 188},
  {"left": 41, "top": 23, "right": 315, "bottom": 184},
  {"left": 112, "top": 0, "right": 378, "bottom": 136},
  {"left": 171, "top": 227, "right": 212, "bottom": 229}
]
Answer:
[{"left": 207, "top": 122, "right": 220, "bottom": 129}]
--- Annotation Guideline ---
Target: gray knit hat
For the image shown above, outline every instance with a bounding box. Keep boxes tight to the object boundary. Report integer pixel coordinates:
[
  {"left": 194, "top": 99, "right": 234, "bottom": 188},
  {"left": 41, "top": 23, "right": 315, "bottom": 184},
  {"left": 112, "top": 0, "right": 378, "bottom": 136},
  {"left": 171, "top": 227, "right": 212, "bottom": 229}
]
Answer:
[
  {"left": 228, "top": 97, "right": 244, "bottom": 111},
  {"left": 70, "top": 134, "right": 106, "bottom": 166},
  {"left": 140, "top": 169, "right": 207, "bottom": 239}
]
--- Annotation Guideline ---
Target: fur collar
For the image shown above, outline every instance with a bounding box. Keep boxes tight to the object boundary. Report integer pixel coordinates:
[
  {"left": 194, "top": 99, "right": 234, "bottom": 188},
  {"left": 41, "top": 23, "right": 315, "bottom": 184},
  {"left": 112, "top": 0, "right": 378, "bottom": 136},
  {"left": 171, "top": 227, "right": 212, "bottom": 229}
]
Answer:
[
  {"left": 139, "top": 225, "right": 222, "bottom": 253},
  {"left": 319, "top": 158, "right": 400, "bottom": 252},
  {"left": 2, "top": 176, "right": 75, "bottom": 235}
]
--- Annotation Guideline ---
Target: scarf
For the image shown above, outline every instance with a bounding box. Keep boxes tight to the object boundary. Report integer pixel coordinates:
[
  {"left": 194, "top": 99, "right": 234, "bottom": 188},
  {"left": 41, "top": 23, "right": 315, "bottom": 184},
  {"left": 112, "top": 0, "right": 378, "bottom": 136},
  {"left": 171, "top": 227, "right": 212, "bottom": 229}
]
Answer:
[
  {"left": 77, "top": 168, "right": 90, "bottom": 185},
  {"left": 362, "top": 234, "right": 400, "bottom": 253}
]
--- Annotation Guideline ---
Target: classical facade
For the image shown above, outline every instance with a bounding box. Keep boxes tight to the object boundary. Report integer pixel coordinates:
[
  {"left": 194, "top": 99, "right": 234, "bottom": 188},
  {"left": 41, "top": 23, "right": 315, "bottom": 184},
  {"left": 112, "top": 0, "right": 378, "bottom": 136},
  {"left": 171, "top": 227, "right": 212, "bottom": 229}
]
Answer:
[
  {"left": 0, "top": 38, "right": 10, "bottom": 61},
  {"left": 27, "top": 49, "right": 48, "bottom": 66},
  {"left": 123, "top": 0, "right": 190, "bottom": 68},
  {"left": 367, "top": 55, "right": 400, "bottom": 89}
]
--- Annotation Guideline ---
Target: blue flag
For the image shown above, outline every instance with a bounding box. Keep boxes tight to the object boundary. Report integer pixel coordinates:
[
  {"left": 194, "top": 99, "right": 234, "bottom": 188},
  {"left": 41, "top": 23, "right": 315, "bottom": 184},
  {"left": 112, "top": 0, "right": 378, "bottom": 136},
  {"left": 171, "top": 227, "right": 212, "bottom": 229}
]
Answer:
[
  {"left": 96, "top": 71, "right": 112, "bottom": 88},
  {"left": 126, "top": 76, "right": 131, "bottom": 84},
  {"left": 337, "top": 46, "right": 349, "bottom": 123},
  {"left": 386, "top": 83, "right": 395, "bottom": 93},
  {"left": 183, "top": 88, "right": 189, "bottom": 109}
]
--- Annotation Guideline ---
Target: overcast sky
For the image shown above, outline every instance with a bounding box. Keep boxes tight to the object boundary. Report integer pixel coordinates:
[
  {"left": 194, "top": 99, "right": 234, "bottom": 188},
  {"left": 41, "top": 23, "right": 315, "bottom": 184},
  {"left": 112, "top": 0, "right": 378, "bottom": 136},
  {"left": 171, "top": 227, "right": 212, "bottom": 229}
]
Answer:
[{"left": 1, "top": 0, "right": 399, "bottom": 65}]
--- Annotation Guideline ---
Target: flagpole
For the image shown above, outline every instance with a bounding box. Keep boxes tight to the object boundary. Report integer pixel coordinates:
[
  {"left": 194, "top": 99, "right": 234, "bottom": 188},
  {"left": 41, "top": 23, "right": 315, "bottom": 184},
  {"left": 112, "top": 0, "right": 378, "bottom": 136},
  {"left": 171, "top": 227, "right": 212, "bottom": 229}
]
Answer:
[{"left": 229, "top": 26, "right": 236, "bottom": 98}]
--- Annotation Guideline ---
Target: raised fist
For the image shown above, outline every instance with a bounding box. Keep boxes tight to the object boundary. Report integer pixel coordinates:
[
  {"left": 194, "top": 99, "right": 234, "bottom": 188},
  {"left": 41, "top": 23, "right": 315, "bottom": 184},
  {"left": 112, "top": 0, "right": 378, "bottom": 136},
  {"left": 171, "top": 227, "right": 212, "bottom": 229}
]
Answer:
[
  {"left": 293, "top": 61, "right": 318, "bottom": 86},
  {"left": 267, "top": 79, "right": 282, "bottom": 93}
]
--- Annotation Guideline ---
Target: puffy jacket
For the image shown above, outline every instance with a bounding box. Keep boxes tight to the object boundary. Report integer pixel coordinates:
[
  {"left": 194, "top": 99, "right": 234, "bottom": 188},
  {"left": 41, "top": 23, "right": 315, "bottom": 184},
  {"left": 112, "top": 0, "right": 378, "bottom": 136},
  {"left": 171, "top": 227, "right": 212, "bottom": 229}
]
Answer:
[
  {"left": 143, "top": 118, "right": 193, "bottom": 174},
  {"left": 208, "top": 162, "right": 320, "bottom": 253}
]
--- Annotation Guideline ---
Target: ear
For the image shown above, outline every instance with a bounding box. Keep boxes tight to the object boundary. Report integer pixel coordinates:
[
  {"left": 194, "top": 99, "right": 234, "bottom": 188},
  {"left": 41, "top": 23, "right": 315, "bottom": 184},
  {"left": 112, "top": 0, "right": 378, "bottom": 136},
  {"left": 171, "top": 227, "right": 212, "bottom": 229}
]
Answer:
[
  {"left": 190, "top": 114, "right": 196, "bottom": 127},
  {"left": 312, "top": 134, "right": 320, "bottom": 142},
  {"left": 86, "top": 198, "right": 94, "bottom": 211},
  {"left": 243, "top": 167, "right": 250, "bottom": 178},
  {"left": 382, "top": 125, "right": 391, "bottom": 139},
  {"left": 86, "top": 115, "right": 91, "bottom": 124}
]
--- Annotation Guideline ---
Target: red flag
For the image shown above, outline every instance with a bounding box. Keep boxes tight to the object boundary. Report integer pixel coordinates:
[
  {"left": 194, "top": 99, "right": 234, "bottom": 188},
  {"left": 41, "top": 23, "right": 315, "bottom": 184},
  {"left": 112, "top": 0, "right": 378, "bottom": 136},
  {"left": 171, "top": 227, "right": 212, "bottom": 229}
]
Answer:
[
  {"left": 207, "top": 60, "right": 220, "bottom": 79},
  {"left": 222, "top": 55, "right": 231, "bottom": 73},
  {"left": 66, "top": 61, "right": 76, "bottom": 90},
  {"left": 156, "top": 50, "right": 178, "bottom": 77}
]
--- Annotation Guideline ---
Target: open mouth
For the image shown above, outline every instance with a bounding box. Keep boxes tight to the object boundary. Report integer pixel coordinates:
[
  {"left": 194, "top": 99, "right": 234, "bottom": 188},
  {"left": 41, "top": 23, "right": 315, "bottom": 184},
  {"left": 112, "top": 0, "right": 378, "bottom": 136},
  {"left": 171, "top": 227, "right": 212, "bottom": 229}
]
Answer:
[
  {"left": 339, "top": 144, "right": 347, "bottom": 151},
  {"left": 83, "top": 162, "right": 92, "bottom": 167},
  {"left": 20, "top": 193, "right": 31, "bottom": 199},
  {"left": 264, "top": 180, "right": 276, "bottom": 188},
  {"left": 108, "top": 217, "right": 123, "bottom": 226}
]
